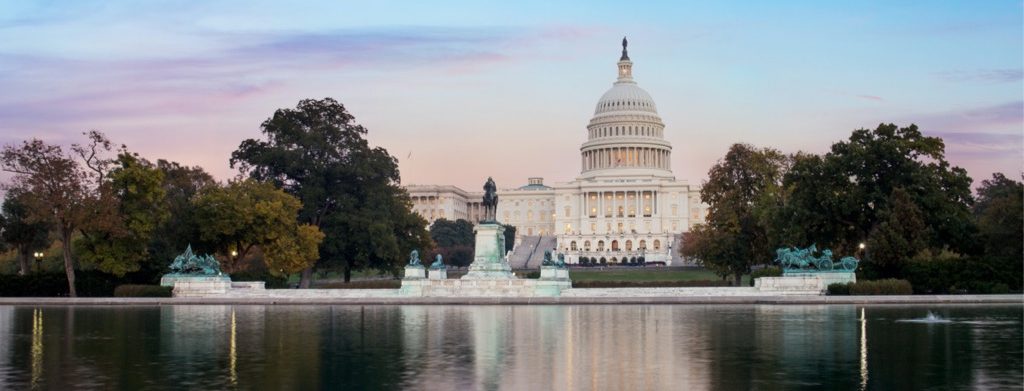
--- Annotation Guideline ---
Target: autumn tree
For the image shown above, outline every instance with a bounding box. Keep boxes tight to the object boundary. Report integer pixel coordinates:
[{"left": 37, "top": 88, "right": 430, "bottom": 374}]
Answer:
[
  {"left": 682, "top": 143, "right": 787, "bottom": 285},
  {"left": 1, "top": 139, "right": 91, "bottom": 296},
  {"left": 75, "top": 151, "right": 169, "bottom": 276},
  {"left": 192, "top": 180, "right": 324, "bottom": 276},
  {"left": 0, "top": 189, "right": 53, "bottom": 275}
]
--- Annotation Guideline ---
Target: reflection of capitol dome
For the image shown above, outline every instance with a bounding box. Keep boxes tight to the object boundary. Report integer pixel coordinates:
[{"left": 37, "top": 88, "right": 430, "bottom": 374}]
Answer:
[{"left": 581, "top": 37, "right": 672, "bottom": 179}]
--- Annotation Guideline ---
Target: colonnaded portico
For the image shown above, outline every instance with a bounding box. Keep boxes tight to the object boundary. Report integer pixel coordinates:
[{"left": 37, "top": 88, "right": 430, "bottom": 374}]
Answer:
[{"left": 407, "top": 38, "right": 707, "bottom": 266}]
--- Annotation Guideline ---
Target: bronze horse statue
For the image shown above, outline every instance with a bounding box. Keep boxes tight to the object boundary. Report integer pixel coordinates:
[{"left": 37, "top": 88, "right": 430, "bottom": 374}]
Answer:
[{"left": 482, "top": 177, "right": 499, "bottom": 222}]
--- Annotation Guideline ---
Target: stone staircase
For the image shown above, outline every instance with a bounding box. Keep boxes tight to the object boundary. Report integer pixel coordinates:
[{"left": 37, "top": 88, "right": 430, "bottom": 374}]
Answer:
[
  {"left": 526, "top": 236, "right": 557, "bottom": 269},
  {"left": 507, "top": 235, "right": 540, "bottom": 269}
]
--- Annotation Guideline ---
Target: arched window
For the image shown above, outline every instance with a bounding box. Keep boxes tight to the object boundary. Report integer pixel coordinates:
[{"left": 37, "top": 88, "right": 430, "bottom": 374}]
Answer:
[
  {"left": 639, "top": 240, "right": 647, "bottom": 249},
  {"left": 584, "top": 240, "right": 591, "bottom": 251},
  {"left": 570, "top": 241, "right": 577, "bottom": 251},
  {"left": 611, "top": 240, "right": 619, "bottom": 251},
  {"left": 626, "top": 240, "right": 633, "bottom": 251},
  {"left": 597, "top": 240, "right": 605, "bottom": 251},
  {"left": 654, "top": 239, "right": 661, "bottom": 250}
]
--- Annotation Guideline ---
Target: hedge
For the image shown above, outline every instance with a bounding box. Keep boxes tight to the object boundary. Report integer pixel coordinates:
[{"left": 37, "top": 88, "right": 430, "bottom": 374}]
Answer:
[
  {"left": 0, "top": 271, "right": 120, "bottom": 297},
  {"left": 828, "top": 279, "right": 913, "bottom": 295},
  {"left": 572, "top": 280, "right": 732, "bottom": 288},
  {"left": 114, "top": 284, "right": 172, "bottom": 297}
]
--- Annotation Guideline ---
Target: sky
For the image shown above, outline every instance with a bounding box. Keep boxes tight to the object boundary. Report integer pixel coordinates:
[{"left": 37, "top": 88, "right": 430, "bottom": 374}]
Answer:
[{"left": 0, "top": 1, "right": 1021, "bottom": 191}]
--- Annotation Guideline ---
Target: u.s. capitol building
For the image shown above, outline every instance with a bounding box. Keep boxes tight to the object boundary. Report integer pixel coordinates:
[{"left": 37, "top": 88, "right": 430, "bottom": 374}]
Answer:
[{"left": 406, "top": 39, "right": 707, "bottom": 266}]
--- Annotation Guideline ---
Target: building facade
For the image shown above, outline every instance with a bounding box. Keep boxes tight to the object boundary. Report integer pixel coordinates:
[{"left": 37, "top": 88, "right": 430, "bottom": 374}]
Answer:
[{"left": 407, "top": 39, "right": 707, "bottom": 265}]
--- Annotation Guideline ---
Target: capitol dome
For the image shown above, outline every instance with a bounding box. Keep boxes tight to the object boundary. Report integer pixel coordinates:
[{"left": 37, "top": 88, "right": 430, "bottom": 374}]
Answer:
[
  {"left": 594, "top": 81, "right": 659, "bottom": 115},
  {"left": 579, "top": 37, "right": 673, "bottom": 179}
]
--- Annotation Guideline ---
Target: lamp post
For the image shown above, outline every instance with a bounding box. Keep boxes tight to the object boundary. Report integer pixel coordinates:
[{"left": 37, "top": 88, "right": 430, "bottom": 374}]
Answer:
[
  {"left": 857, "top": 242, "right": 866, "bottom": 258},
  {"left": 33, "top": 251, "right": 44, "bottom": 273}
]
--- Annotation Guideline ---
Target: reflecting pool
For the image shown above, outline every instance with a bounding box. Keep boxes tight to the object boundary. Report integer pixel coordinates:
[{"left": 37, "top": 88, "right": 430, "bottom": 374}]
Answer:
[{"left": 0, "top": 304, "right": 1019, "bottom": 390}]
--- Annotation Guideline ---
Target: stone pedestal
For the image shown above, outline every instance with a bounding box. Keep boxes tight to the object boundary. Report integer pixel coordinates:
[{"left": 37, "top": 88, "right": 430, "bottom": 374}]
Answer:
[
  {"left": 403, "top": 265, "right": 426, "bottom": 280},
  {"left": 164, "top": 275, "right": 232, "bottom": 297},
  {"left": 462, "top": 223, "right": 516, "bottom": 280},
  {"left": 428, "top": 268, "right": 448, "bottom": 280},
  {"left": 539, "top": 266, "right": 569, "bottom": 280},
  {"left": 755, "top": 272, "right": 856, "bottom": 294}
]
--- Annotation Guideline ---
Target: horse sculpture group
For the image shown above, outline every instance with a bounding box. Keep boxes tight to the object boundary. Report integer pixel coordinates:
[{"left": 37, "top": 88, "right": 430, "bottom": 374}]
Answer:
[{"left": 774, "top": 244, "right": 859, "bottom": 272}]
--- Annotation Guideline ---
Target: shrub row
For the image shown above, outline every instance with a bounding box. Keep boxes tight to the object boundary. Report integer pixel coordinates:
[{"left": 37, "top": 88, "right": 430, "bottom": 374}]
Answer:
[
  {"left": 0, "top": 271, "right": 120, "bottom": 297},
  {"left": 113, "top": 284, "right": 172, "bottom": 297},
  {"left": 904, "top": 256, "right": 1016, "bottom": 294},
  {"left": 827, "top": 279, "right": 913, "bottom": 295},
  {"left": 231, "top": 270, "right": 289, "bottom": 289},
  {"left": 572, "top": 280, "right": 733, "bottom": 288}
]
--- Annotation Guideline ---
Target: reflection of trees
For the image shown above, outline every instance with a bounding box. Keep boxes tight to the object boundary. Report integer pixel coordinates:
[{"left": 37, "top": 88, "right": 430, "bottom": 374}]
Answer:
[{"left": 0, "top": 305, "right": 1018, "bottom": 389}]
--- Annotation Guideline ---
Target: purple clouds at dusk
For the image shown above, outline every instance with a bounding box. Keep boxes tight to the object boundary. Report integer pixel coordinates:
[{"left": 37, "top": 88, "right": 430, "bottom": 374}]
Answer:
[{"left": 0, "top": 1, "right": 1020, "bottom": 191}]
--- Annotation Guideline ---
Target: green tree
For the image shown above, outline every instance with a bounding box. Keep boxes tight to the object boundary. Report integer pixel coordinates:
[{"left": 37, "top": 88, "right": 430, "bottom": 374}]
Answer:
[
  {"left": 318, "top": 182, "right": 432, "bottom": 281},
  {"left": 973, "top": 173, "right": 1023, "bottom": 289},
  {"left": 428, "top": 218, "right": 476, "bottom": 267},
  {"left": 864, "top": 188, "right": 929, "bottom": 278},
  {"left": 75, "top": 151, "right": 169, "bottom": 276},
  {"left": 778, "top": 124, "right": 974, "bottom": 256},
  {"left": 1, "top": 138, "right": 90, "bottom": 296},
  {"left": 192, "top": 180, "right": 324, "bottom": 276},
  {"left": 0, "top": 189, "right": 53, "bottom": 275},
  {"left": 231, "top": 97, "right": 428, "bottom": 286},
  {"left": 429, "top": 218, "right": 475, "bottom": 247},
  {"left": 147, "top": 160, "right": 218, "bottom": 275},
  {"left": 501, "top": 224, "right": 516, "bottom": 253},
  {"left": 683, "top": 143, "right": 787, "bottom": 285}
]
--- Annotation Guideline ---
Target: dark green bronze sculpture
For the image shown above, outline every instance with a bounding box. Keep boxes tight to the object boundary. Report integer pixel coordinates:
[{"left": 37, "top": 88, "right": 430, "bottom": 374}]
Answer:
[
  {"left": 482, "top": 177, "right": 499, "bottom": 223},
  {"left": 430, "top": 254, "right": 446, "bottom": 270},
  {"left": 774, "top": 244, "right": 858, "bottom": 273},
  {"left": 408, "top": 249, "right": 422, "bottom": 266},
  {"left": 168, "top": 245, "right": 223, "bottom": 276}
]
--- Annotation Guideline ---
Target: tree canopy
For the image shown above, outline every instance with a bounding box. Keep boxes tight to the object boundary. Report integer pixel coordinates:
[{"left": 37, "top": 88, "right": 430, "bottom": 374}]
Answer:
[
  {"left": 192, "top": 179, "right": 324, "bottom": 276},
  {"left": 1, "top": 137, "right": 93, "bottom": 296},
  {"left": 682, "top": 143, "right": 787, "bottom": 284},
  {"left": 231, "top": 97, "right": 429, "bottom": 284},
  {"left": 0, "top": 189, "right": 53, "bottom": 275}
]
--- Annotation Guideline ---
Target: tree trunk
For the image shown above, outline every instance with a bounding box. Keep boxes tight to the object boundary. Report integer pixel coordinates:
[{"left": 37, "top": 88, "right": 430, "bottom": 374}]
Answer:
[
  {"left": 61, "top": 231, "right": 77, "bottom": 297},
  {"left": 734, "top": 273, "right": 742, "bottom": 287},
  {"left": 298, "top": 267, "right": 313, "bottom": 289},
  {"left": 17, "top": 247, "right": 29, "bottom": 276},
  {"left": 343, "top": 265, "right": 351, "bottom": 283}
]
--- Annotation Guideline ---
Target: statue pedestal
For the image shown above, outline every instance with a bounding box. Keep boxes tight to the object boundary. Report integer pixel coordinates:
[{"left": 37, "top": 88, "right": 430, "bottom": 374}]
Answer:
[
  {"left": 403, "top": 265, "right": 426, "bottom": 280},
  {"left": 161, "top": 274, "right": 232, "bottom": 297},
  {"left": 539, "top": 266, "right": 569, "bottom": 280},
  {"left": 462, "top": 223, "right": 516, "bottom": 280},
  {"left": 428, "top": 268, "right": 448, "bottom": 280}
]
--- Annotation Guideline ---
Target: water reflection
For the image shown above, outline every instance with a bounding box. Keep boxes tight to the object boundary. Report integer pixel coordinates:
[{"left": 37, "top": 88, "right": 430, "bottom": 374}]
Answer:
[{"left": 0, "top": 304, "right": 1018, "bottom": 390}]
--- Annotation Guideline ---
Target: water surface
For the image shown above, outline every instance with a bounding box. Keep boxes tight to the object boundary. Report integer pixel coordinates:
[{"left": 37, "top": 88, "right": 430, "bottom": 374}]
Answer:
[{"left": 0, "top": 304, "right": 1019, "bottom": 390}]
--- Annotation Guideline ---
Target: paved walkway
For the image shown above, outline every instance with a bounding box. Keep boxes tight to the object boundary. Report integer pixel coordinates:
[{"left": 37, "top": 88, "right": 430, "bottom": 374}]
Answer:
[{"left": 0, "top": 294, "right": 1019, "bottom": 306}]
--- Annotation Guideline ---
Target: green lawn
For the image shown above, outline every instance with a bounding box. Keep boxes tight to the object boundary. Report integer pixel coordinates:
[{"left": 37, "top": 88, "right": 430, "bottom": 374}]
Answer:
[{"left": 570, "top": 269, "right": 750, "bottom": 285}]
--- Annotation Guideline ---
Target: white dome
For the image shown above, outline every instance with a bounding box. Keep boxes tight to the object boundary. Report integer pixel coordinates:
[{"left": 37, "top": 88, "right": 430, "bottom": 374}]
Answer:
[{"left": 594, "top": 83, "right": 658, "bottom": 115}]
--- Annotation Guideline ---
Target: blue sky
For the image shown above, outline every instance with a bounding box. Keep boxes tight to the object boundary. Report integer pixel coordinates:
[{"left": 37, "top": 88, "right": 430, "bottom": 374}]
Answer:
[{"left": 0, "top": 1, "right": 1020, "bottom": 190}]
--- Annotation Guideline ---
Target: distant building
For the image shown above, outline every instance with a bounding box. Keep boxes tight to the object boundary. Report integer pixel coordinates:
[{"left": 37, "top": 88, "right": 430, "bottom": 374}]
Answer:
[{"left": 407, "top": 40, "right": 707, "bottom": 265}]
